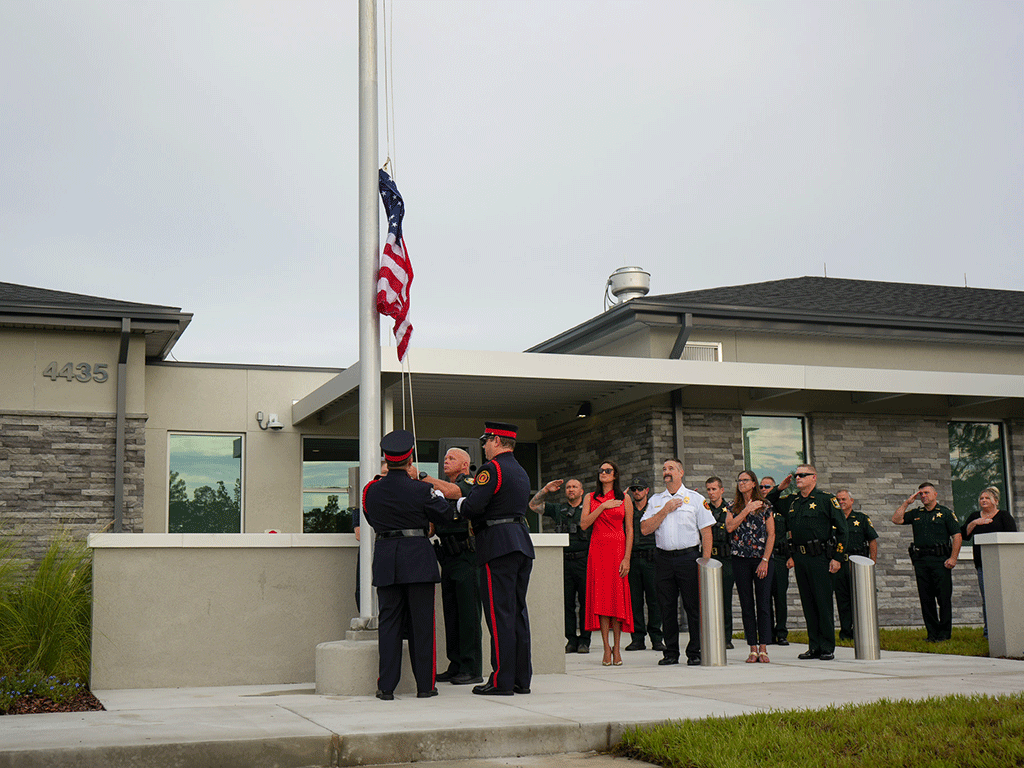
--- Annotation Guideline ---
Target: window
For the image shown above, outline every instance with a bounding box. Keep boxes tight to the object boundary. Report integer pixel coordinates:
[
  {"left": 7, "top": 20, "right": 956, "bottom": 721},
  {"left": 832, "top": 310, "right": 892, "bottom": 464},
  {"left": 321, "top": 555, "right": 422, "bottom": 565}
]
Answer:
[
  {"left": 302, "top": 437, "right": 440, "bottom": 533},
  {"left": 168, "top": 434, "right": 243, "bottom": 533},
  {"left": 948, "top": 422, "right": 1008, "bottom": 524},
  {"left": 741, "top": 415, "right": 807, "bottom": 485}
]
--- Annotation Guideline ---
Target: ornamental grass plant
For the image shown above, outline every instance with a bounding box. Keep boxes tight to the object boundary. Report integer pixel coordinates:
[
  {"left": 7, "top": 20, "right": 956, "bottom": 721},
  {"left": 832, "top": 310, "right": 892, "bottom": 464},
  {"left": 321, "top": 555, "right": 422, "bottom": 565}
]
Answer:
[{"left": 0, "top": 532, "right": 93, "bottom": 697}]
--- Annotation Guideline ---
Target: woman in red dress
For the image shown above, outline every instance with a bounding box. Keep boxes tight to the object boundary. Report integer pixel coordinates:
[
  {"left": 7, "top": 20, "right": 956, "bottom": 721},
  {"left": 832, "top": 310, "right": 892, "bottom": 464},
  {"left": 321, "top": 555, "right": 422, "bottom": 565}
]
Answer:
[{"left": 581, "top": 460, "right": 634, "bottom": 666}]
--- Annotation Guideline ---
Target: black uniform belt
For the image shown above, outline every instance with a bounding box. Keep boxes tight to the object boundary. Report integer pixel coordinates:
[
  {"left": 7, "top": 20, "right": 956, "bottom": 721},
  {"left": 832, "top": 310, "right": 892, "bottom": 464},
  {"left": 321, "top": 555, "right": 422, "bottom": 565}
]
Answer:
[
  {"left": 909, "top": 543, "right": 951, "bottom": 559},
  {"left": 794, "top": 539, "right": 826, "bottom": 557},
  {"left": 632, "top": 548, "right": 656, "bottom": 561},
  {"left": 563, "top": 550, "right": 587, "bottom": 561},
  {"left": 476, "top": 516, "right": 526, "bottom": 530},
  {"left": 710, "top": 545, "right": 731, "bottom": 558},
  {"left": 376, "top": 528, "right": 427, "bottom": 540},
  {"left": 657, "top": 545, "right": 700, "bottom": 557},
  {"left": 437, "top": 534, "right": 474, "bottom": 556}
]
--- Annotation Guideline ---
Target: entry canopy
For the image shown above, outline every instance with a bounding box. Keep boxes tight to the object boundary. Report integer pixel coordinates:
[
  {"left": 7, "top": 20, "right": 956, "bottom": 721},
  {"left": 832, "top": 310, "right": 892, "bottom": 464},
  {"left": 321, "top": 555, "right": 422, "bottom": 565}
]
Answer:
[{"left": 291, "top": 347, "right": 1023, "bottom": 432}]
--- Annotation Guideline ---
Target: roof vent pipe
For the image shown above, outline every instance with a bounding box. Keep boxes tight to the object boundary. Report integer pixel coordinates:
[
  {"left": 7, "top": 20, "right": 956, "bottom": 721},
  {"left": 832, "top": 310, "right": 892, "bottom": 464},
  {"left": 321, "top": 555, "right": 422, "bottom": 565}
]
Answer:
[{"left": 604, "top": 266, "right": 651, "bottom": 310}]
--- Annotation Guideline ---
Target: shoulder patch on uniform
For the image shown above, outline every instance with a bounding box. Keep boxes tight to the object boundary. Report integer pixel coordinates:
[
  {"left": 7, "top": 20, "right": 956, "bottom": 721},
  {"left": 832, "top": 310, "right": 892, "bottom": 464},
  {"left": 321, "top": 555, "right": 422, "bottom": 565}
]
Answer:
[
  {"left": 831, "top": 497, "right": 841, "bottom": 509},
  {"left": 703, "top": 500, "right": 711, "bottom": 510},
  {"left": 475, "top": 470, "right": 490, "bottom": 486}
]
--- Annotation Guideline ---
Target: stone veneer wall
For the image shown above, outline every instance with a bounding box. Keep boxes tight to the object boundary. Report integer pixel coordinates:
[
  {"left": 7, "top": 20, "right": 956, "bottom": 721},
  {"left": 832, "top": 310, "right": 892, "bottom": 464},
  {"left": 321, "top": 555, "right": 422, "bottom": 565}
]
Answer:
[
  {"left": 0, "top": 412, "right": 144, "bottom": 565},
  {"left": 538, "top": 405, "right": 1014, "bottom": 631}
]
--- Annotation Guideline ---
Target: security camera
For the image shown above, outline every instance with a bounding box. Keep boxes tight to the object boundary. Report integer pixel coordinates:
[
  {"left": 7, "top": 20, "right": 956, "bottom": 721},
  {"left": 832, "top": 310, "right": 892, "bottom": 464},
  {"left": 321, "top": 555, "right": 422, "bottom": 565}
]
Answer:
[{"left": 267, "top": 414, "right": 285, "bottom": 431}]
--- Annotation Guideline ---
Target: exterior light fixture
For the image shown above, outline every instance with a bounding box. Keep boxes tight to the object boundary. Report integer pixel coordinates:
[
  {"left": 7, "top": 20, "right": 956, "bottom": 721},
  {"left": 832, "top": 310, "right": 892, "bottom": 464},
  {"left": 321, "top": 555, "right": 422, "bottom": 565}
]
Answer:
[{"left": 256, "top": 411, "right": 285, "bottom": 431}]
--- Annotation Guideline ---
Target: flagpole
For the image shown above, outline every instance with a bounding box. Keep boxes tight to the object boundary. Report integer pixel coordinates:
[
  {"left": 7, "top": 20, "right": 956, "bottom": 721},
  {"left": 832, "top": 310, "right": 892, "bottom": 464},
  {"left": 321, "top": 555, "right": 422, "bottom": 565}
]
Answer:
[{"left": 357, "top": 0, "right": 379, "bottom": 622}]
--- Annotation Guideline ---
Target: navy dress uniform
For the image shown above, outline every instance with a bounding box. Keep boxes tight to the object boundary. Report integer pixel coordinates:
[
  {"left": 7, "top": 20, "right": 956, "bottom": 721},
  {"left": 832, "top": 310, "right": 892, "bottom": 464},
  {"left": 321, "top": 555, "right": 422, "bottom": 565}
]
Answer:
[
  {"left": 362, "top": 430, "right": 453, "bottom": 699},
  {"left": 456, "top": 422, "right": 535, "bottom": 695}
]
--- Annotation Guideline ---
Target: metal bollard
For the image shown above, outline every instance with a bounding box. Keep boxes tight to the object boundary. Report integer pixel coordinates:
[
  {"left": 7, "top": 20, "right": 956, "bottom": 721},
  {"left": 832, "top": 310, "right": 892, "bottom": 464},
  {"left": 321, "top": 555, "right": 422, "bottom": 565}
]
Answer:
[
  {"left": 698, "top": 558, "right": 727, "bottom": 666},
  {"left": 849, "top": 555, "right": 880, "bottom": 660}
]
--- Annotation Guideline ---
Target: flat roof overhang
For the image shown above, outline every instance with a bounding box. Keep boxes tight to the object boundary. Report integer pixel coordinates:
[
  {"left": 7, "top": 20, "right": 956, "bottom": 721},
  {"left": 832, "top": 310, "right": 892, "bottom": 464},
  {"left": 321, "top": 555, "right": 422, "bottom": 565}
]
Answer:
[{"left": 292, "top": 348, "right": 1024, "bottom": 431}]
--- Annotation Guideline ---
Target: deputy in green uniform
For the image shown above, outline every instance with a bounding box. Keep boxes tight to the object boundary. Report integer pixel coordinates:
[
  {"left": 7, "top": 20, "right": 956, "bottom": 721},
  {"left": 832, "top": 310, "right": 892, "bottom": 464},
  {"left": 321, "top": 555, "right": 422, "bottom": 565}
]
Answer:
[
  {"left": 832, "top": 489, "right": 878, "bottom": 641},
  {"left": 624, "top": 477, "right": 664, "bottom": 652},
  {"left": 763, "top": 476, "right": 793, "bottom": 646},
  {"left": 704, "top": 476, "right": 735, "bottom": 649},
  {"left": 780, "top": 465, "right": 848, "bottom": 661},
  {"left": 529, "top": 477, "right": 591, "bottom": 653},
  {"left": 892, "top": 483, "right": 961, "bottom": 642},
  {"left": 421, "top": 448, "right": 483, "bottom": 684}
]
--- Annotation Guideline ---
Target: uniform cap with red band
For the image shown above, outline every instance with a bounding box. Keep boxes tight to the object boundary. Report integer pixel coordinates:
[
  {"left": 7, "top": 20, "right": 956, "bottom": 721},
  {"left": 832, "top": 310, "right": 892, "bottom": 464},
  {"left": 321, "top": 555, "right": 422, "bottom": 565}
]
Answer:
[
  {"left": 480, "top": 421, "right": 518, "bottom": 440},
  {"left": 380, "top": 429, "right": 415, "bottom": 463}
]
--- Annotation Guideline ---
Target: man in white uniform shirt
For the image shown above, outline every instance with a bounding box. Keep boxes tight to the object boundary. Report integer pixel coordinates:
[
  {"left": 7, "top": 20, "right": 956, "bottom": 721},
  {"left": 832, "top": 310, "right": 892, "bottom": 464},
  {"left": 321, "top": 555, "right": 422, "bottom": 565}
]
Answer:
[{"left": 641, "top": 458, "right": 714, "bottom": 666}]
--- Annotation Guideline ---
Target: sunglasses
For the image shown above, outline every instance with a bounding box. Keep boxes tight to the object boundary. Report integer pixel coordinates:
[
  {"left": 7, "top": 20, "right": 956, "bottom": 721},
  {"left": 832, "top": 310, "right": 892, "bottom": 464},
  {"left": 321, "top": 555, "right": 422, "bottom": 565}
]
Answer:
[
  {"left": 599, "top": 467, "right": 614, "bottom": 474},
  {"left": 794, "top": 472, "right": 815, "bottom": 479},
  {"left": 759, "top": 484, "right": 773, "bottom": 489},
  {"left": 628, "top": 486, "right": 645, "bottom": 492}
]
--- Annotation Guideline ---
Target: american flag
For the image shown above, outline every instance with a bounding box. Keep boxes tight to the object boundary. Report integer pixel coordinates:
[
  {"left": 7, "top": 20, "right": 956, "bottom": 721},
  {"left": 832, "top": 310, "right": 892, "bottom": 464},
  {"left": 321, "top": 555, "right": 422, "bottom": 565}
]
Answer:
[{"left": 377, "top": 168, "right": 413, "bottom": 360}]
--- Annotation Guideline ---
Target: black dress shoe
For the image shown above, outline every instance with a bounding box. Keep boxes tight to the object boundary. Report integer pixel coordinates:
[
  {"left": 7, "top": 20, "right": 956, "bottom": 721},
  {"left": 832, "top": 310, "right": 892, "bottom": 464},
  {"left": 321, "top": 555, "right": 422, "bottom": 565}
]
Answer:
[
  {"left": 651, "top": 640, "right": 667, "bottom": 652},
  {"left": 725, "top": 641, "right": 734, "bottom": 650},
  {"left": 472, "top": 682, "right": 513, "bottom": 696},
  {"left": 625, "top": 641, "right": 646, "bottom": 651},
  {"left": 376, "top": 690, "right": 394, "bottom": 700},
  {"left": 513, "top": 685, "right": 531, "bottom": 694},
  {"left": 417, "top": 688, "right": 439, "bottom": 698},
  {"left": 819, "top": 653, "right": 835, "bottom": 661},
  {"left": 775, "top": 638, "right": 790, "bottom": 646},
  {"left": 657, "top": 656, "right": 679, "bottom": 666},
  {"left": 577, "top": 643, "right": 590, "bottom": 654},
  {"left": 565, "top": 642, "right": 578, "bottom": 653},
  {"left": 436, "top": 670, "right": 455, "bottom": 682},
  {"left": 450, "top": 673, "right": 483, "bottom": 685},
  {"left": 686, "top": 656, "right": 701, "bottom": 666},
  {"left": 797, "top": 649, "right": 820, "bottom": 659}
]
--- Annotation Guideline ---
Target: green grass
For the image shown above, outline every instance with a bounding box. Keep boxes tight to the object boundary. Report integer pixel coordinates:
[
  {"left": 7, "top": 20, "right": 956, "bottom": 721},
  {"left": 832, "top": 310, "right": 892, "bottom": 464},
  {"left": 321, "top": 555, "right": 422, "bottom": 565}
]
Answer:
[
  {"left": 0, "top": 533, "right": 93, "bottom": 683},
  {"left": 615, "top": 693, "right": 1024, "bottom": 768},
  {"left": 776, "top": 626, "right": 992, "bottom": 657}
]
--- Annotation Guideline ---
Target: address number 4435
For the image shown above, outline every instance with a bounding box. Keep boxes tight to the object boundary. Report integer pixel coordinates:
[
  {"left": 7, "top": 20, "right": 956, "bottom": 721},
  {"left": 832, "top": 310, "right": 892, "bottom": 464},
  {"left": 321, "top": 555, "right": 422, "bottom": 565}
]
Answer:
[{"left": 42, "top": 362, "right": 109, "bottom": 383}]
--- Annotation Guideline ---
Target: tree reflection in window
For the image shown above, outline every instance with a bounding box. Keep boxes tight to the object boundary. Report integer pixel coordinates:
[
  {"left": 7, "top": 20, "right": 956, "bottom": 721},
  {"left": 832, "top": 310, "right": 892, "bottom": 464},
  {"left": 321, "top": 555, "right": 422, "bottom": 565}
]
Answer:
[
  {"left": 948, "top": 422, "right": 1007, "bottom": 525},
  {"left": 168, "top": 434, "right": 243, "bottom": 533}
]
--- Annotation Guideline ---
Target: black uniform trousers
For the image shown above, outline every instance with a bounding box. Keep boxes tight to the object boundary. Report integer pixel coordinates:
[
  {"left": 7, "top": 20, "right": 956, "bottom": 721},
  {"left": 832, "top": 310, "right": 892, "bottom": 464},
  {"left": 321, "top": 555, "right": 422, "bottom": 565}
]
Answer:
[
  {"left": 832, "top": 560, "right": 855, "bottom": 639},
  {"left": 628, "top": 551, "right": 662, "bottom": 645},
  {"left": 913, "top": 555, "right": 953, "bottom": 641},
  {"left": 563, "top": 555, "right": 591, "bottom": 647},
  {"left": 655, "top": 547, "right": 701, "bottom": 661},
  {"left": 480, "top": 551, "right": 533, "bottom": 691},
  {"left": 438, "top": 547, "right": 482, "bottom": 676},
  {"left": 376, "top": 581, "right": 436, "bottom": 694},
  {"left": 768, "top": 555, "right": 789, "bottom": 642},
  {"left": 792, "top": 551, "right": 836, "bottom": 655}
]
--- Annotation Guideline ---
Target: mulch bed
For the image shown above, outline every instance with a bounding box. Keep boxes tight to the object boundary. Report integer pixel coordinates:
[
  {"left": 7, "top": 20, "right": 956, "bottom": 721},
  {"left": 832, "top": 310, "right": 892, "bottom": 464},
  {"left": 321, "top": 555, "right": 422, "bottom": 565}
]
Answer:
[{"left": 1, "top": 690, "right": 105, "bottom": 716}]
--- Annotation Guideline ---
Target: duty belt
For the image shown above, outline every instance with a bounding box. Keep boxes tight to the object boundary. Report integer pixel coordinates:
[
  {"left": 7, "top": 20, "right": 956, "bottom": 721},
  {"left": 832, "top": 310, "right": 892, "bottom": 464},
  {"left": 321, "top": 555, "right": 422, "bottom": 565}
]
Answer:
[
  {"left": 632, "top": 549, "right": 656, "bottom": 561},
  {"left": 710, "top": 545, "right": 731, "bottom": 558},
  {"left": 563, "top": 550, "right": 587, "bottom": 561},
  {"left": 475, "top": 516, "right": 526, "bottom": 530},
  {"left": 376, "top": 528, "right": 427, "bottom": 540},
  {"left": 794, "top": 539, "right": 826, "bottom": 557},
  {"left": 909, "top": 543, "right": 952, "bottom": 559},
  {"left": 438, "top": 534, "right": 475, "bottom": 556}
]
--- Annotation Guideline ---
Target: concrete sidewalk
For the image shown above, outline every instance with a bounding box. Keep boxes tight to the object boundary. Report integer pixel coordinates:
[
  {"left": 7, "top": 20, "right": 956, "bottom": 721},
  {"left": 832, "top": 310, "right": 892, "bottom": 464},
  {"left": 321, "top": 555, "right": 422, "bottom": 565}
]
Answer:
[{"left": 2, "top": 645, "right": 1023, "bottom": 768}]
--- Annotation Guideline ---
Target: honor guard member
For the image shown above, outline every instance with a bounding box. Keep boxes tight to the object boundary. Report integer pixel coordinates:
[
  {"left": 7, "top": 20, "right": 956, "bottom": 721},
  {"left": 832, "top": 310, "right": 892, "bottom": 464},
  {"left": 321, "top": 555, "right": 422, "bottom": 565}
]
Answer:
[
  {"left": 892, "top": 483, "right": 961, "bottom": 642},
  {"left": 530, "top": 477, "right": 591, "bottom": 654},
  {"left": 762, "top": 477, "right": 793, "bottom": 645},
  {"left": 780, "top": 465, "right": 848, "bottom": 661},
  {"left": 420, "top": 448, "right": 483, "bottom": 685},
  {"left": 362, "top": 430, "right": 453, "bottom": 700},
  {"left": 832, "top": 490, "right": 878, "bottom": 641},
  {"left": 456, "top": 422, "right": 535, "bottom": 696},
  {"left": 625, "top": 477, "right": 664, "bottom": 652},
  {"left": 705, "top": 476, "right": 735, "bottom": 649},
  {"left": 641, "top": 459, "right": 714, "bottom": 667}
]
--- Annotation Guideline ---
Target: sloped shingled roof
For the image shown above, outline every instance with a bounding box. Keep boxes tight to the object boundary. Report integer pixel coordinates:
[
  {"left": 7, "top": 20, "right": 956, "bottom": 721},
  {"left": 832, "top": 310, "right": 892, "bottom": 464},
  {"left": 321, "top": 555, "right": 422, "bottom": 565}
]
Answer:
[
  {"left": 646, "top": 277, "right": 1024, "bottom": 326},
  {"left": 0, "top": 281, "right": 181, "bottom": 313}
]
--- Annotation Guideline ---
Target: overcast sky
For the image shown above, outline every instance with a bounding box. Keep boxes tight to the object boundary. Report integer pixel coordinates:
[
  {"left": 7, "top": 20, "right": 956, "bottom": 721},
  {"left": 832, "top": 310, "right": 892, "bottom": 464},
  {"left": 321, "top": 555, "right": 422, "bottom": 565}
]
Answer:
[{"left": 2, "top": 1, "right": 1021, "bottom": 366}]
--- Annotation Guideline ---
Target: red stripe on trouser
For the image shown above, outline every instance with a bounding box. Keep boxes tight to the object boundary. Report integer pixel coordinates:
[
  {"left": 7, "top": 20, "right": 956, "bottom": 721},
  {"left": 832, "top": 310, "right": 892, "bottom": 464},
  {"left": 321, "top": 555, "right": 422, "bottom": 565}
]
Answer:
[{"left": 485, "top": 562, "right": 500, "bottom": 680}]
